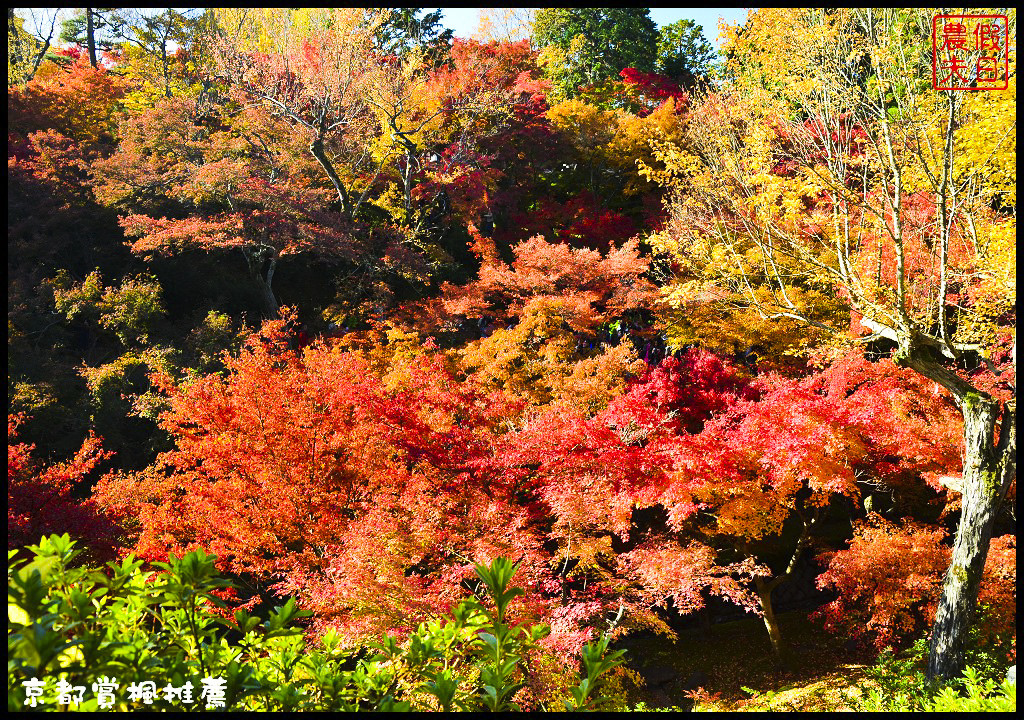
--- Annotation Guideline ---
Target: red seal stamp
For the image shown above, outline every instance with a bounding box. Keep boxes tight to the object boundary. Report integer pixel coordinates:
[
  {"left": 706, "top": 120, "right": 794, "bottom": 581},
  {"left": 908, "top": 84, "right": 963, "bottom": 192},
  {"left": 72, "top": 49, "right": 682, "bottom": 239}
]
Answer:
[{"left": 932, "top": 14, "right": 1009, "bottom": 90}]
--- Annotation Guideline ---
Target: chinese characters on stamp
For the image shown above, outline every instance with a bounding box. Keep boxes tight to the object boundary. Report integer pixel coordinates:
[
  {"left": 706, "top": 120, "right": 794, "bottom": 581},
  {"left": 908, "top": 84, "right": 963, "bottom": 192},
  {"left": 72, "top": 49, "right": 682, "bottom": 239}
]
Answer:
[{"left": 932, "top": 14, "right": 1010, "bottom": 90}]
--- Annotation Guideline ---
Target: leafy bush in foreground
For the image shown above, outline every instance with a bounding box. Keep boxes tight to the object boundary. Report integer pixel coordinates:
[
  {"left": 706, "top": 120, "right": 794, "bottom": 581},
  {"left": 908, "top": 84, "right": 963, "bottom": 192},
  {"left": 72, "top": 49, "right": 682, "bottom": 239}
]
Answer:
[
  {"left": 850, "top": 637, "right": 1016, "bottom": 712},
  {"left": 8, "top": 535, "right": 623, "bottom": 711}
]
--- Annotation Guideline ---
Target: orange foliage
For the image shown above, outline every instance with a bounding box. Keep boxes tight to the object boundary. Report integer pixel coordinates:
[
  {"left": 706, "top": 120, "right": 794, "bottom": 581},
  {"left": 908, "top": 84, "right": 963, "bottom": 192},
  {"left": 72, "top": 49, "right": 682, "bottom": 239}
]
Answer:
[
  {"left": 815, "top": 516, "right": 1016, "bottom": 653},
  {"left": 459, "top": 298, "right": 644, "bottom": 412},
  {"left": 8, "top": 56, "right": 127, "bottom": 152},
  {"left": 93, "top": 333, "right": 548, "bottom": 642},
  {"left": 442, "top": 234, "right": 655, "bottom": 332}
]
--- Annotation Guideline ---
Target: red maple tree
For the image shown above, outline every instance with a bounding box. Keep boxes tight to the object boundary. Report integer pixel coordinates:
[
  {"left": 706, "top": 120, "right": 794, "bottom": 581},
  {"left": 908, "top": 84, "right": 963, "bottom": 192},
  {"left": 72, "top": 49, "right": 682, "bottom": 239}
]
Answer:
[{"left": 8, "top": 415, "right": 118, "bottom": 558}]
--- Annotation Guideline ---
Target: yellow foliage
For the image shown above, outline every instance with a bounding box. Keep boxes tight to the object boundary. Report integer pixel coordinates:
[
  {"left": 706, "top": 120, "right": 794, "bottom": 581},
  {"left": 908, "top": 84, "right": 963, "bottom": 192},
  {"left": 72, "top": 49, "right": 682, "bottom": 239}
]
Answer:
[
  {"left": 460, "top": 300, "right": 643, "bottom": 413},
  {"left": 607, "top": 99, "right": 687, "bottom": 195},
  {"left": 645, "top": 8, "right": 1016, "bottom": 367},
  {"left": 953, "top": 216, "right": 1017, "bottom": 350},
  {"left": 956, "top": 72, "right": 1016, "bottom": 207},
  {"left": 546, "top": 98, "right": 619, "bottom": 166},
  {"left": 214, "top": 8, "right": 383, "bottom": 56},
  {"left": 720, "top": 8, "right": 861, "bottom": 110},
  {"left": 548, "top": 96, "right": 689, "bottom": 197},
  {"left": 536, "top": 33, "right": 588, "bottom": 103},
  {"left": 711, "top": 490, "right": 791, "bottom": 540}
]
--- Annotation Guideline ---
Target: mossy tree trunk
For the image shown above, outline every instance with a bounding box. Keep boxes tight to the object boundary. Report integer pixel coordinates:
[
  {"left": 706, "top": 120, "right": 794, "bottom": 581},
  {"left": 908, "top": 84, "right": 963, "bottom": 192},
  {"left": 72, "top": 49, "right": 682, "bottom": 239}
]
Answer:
[
  {"left": 896, "top": 338, "right": 1016, "bottom": 680},
  {"left": 925, "top": 393, "right": 1015, "bottom": 679}
]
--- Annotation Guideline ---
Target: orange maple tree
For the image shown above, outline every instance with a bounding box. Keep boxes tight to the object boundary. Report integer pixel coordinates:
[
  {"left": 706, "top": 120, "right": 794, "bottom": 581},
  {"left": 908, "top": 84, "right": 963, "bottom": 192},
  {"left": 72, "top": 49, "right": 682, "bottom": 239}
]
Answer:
[{"left": 815, "top": 517, "right": 1016, "bottom": 654}]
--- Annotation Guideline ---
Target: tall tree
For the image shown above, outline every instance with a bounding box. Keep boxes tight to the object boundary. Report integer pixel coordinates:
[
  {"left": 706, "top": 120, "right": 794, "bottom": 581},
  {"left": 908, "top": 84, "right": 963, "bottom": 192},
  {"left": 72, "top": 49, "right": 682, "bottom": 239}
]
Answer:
[
  {"left": 8, "top": 9, "right": 36, "bottom": 84},
  {"left": 656, "top": 19, "right": 716, "bottom": 90},
  {"left": 107, "top": 8, "right": 202, "bottom": 101},
  {"left": 532, "top": 8, "right": 658, "bottom": 99},
  {"left": 60, "top": 7, "right": 120, "bottom": 68},
  {"left": 213, "top": 8, "right": 385, "bottom": 221},
  {"left": 375, "top": 8, "right": 453, "bottom": 65},
  {"left": 95, "top": 96, "right": 389, "bottom": 318},
  {"left": 473, "top": 8, "right": 537, "bottom": 46},
  {"left": 645, "top": 8, "right": 1016, "bottom": 678},
  {"left": 8, "top": 8, "right": 62, "bottom": 84},
  {"left": 362, "top": 38, "right": 541, "bottom": 235}
]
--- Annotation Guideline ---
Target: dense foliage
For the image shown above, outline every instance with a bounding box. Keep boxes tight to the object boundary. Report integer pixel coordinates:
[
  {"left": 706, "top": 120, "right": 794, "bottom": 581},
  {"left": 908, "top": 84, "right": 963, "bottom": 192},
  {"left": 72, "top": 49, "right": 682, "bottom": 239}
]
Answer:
[
  {"left": 7, "top": 6, "right": 1016, "bottom": 710},
  {"left": 848, "top": 636, "right": 1016, "bottom": 712},
  {"left": 815, "top": 518, "right": 1016, "bottom": 653},
  {"left": 8, "top": 535, "right": 623, "bottom": 711}
]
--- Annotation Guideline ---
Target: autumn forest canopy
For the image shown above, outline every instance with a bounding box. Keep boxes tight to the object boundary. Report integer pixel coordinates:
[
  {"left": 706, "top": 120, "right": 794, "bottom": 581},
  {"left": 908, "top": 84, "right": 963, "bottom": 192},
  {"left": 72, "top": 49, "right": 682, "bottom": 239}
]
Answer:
[{"left": 7, "top": 7, "right": 1017, "bottom": 712}]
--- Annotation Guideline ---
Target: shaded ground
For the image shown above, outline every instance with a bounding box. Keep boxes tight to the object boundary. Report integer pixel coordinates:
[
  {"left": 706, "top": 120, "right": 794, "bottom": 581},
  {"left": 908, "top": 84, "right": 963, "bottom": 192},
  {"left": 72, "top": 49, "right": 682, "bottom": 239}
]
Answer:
[{"left": 608, "top": 610, "right": 875, "bottom": 711}]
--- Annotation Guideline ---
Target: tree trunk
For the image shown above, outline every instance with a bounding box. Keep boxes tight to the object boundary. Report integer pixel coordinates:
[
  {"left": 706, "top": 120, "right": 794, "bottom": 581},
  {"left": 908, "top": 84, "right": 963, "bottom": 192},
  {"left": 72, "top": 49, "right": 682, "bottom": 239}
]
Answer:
[
  {"left": 402, "top": 153, "right": 414, "bottom": 215},
  {"left": 926, "top": 394, "right": 1015, "bottom": 679},
  {"left": 309, "top": 136, "right": 352, "bottom": 219},
  {"left": 698, "top": 604, "right": 712, "bottom": 636},
  {"left": 242, "top": 248, "right": 280, "bottom": 318},
  {"left": 30, "top": 35, "right": 52, "bottom": 78},
  {"left": 754, "top": 576, "right": 784, "bottom": 661},
  {"left": 161, "top": 25, "right": 172, "bottom": 98},
  {"left": 256, "top": 256, "right": 279, "bottom": 319},
  {"left": 86, "top": 8, "right": 98, "bottom": 68},
  {"left": 746, "top": 510, "right": 819, "bottom": 662},
  {"left": 895, "top": 338, "right": 1016, "bottom": 680}
]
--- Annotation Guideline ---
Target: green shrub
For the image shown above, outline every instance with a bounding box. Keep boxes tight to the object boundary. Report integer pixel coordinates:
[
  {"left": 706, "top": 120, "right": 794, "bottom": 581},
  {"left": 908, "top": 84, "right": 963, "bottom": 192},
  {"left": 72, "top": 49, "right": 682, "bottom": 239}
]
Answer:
[
  {"left": 850, "top": 636, "right": 1016, "bottom": 712},
  {"left": 8, "top": 535, "right": 624, "bottom": 711},
  {"left": 51, "top": 270, "right": 165, "bottom": 347},
  {"left": 186, "top": 310, "right": 245, "bottom": 372}
]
